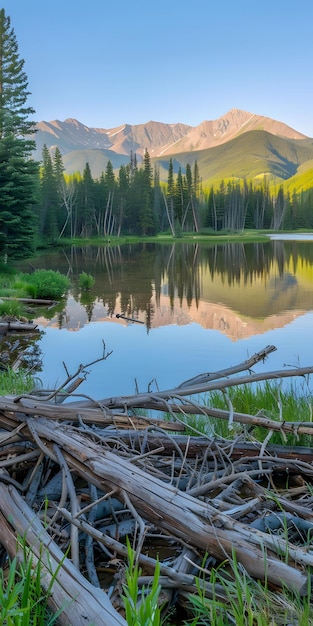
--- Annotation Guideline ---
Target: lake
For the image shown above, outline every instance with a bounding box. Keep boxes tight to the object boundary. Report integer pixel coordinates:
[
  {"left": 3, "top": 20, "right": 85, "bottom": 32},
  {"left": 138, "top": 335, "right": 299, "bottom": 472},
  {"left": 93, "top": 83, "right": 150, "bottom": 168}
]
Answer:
[{"left": 17, "top": 238, "right": 313, "bottom": 399}]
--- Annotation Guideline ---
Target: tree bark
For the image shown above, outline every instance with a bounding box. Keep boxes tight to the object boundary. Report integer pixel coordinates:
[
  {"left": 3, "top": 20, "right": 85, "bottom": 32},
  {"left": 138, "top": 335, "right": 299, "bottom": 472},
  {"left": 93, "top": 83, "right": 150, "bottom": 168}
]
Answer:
[{"left": 0, "top": 485, "right": 126, "bottom": 626}]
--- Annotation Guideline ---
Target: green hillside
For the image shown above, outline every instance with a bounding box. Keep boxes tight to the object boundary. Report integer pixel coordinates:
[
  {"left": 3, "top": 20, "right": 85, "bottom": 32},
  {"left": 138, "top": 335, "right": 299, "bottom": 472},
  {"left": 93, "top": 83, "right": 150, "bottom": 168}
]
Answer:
[
  {"left": 276, "top": 160, "right": 313, "bottom": 195},
  {"left": 57, "top": 130, "right": 313, "bottom": 195},
  {"left": 62, "top": 148, "right": 129, "bottom": 177},
  {"left": 152, "top": 131, "right": 313, "bottom": 188}
]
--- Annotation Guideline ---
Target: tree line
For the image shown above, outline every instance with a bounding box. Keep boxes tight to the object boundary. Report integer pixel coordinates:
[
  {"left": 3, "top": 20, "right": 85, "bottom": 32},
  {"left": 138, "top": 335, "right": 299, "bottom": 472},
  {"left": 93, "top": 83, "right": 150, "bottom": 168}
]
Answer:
[
  {"left": 38, "top": 148, "right": 204, "bottom": 241},
  {"left": 38, "top": 150, "right": 313, "bottom": 243},
  {"left": 1, "top": 7, "right": 313, "bottom": 260}
]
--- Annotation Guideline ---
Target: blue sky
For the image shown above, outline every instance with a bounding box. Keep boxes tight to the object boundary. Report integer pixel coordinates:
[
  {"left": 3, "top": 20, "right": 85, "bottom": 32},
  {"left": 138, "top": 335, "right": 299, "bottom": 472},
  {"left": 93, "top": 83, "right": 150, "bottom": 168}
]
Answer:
[{"left": 2, "top": 0, "right": 313, "bottom": 136}]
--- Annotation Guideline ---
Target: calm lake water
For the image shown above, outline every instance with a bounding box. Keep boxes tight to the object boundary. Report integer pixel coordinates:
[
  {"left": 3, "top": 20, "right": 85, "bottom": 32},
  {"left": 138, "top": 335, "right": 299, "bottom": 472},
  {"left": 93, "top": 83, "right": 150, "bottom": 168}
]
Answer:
[{"left": 17, "top": 238, "right": 313, "bottom": 399}]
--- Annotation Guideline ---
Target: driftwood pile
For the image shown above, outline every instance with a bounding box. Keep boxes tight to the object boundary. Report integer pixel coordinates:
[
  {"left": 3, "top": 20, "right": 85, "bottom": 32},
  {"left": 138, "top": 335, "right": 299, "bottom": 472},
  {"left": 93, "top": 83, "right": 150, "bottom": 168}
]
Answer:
[{"left": 1, "top": 345, "right": 313, "bottom": 624}]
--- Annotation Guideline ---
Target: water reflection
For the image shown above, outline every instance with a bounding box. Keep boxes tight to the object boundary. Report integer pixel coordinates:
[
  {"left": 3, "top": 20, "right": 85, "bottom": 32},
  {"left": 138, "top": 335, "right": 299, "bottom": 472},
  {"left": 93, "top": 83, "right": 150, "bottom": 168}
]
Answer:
[
  {"left": 25, "top": 240, "right": 313, "bottom": 340},
  {"left": 15, "top": 241, "right": 313, "bottom": 398}
]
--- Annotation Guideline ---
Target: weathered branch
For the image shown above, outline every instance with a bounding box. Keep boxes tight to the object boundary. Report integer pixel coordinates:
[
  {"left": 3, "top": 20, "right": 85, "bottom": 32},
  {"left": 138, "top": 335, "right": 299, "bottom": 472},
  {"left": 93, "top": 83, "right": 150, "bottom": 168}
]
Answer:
[
  {"left": 1, "top": 345, "right": 313, "bottom": 621},
  {"left": 0, "top": 484, "right": 126, "bottom": 625}
]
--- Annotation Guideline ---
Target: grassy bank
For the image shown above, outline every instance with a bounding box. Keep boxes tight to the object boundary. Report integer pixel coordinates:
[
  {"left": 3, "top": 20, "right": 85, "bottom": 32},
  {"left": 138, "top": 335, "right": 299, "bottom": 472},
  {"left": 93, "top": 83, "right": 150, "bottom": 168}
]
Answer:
[
  {"left": 51, "top": 228, "right": 272, "bottom": 248},
  {"left": 203, "top": 381, "right": 313, "bottom": 446},
  {"left": 41, "top": 228, "right": 313, "bottom": 250}
]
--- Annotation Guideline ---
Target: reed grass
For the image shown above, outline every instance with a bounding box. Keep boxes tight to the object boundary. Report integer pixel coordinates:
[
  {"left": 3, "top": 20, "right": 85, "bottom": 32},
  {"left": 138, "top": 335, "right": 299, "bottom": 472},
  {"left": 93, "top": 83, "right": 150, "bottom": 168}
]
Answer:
[
  {"left": 2, "top": 538, "right": 312, "bottom": 625},
  {"left": 0, "top": 540, "right": 64, "bottom": 625},
  {"left": 78, "top": 271, "right": 95, "bottom": 291},
  {"left": 122, "top": 537, "right": 163, "bottom": 626},
  {"left": 187, "top": 549, "right": 313, "bottom": 626},
  {"left": 0, "top": 299, "right": 25, "bottom": 318},
  {"left": 0, "top": 368, "right": 34, "bottom": 395},
  {"left": 198, "top": 381, "right": 313, "bottom": 446}
]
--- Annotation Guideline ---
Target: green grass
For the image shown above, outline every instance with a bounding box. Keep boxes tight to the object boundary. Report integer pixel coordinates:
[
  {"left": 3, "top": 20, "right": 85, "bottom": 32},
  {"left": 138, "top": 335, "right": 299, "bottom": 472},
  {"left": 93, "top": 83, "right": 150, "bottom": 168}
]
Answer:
[
  {"left": 78, "top": 271, "right": 95, "bottom": 291},
  {"left": 201, "top": 381, "right": 313, "bottom": 445},
  {"left": 0, "top": 299, "right": 26, "bottom": 318},
  {"left": 20, "top": 270, "right": 71, "bottom": 300},
  {"left": 187, "top": 549, "right": 313, "bottom": 626},
  {"left": 122, "top": 537, "right": 163, "bottom": 626},
  {"left": 2, "top": 536, "right": 311, "bottom": 626},
  {"left": 50, "top": 230, "right": 271, "bottom": 250},
  {"left": 0, "top": 269, "right": 72, "bottom": 322},
  {"left": 0, "top": 368, "right": 34, "bottom": 395},
  {"left": 0, "top": 541, "right": 64, "bottom": 625}
]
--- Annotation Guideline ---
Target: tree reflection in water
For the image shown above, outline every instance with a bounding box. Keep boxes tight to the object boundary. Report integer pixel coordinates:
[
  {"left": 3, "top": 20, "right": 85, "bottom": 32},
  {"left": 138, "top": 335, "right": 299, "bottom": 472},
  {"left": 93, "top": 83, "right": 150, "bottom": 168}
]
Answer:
[{"left": 16, "top": 240, "right": 313, "bottom": 398}]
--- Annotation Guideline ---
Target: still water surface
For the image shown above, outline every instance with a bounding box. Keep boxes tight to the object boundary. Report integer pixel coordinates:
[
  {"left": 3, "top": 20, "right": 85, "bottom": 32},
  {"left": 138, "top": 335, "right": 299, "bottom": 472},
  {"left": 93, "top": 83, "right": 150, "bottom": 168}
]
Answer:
[{"left": 18, "top": 239, "right": 313, "bottom": 399}]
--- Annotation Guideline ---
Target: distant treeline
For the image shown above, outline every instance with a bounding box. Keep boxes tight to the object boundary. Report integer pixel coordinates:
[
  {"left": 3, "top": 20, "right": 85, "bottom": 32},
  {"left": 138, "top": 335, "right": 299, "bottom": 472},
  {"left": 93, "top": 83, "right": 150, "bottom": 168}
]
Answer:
[{"left": 37, "top": 145, "right": 313, "bottom": 243}]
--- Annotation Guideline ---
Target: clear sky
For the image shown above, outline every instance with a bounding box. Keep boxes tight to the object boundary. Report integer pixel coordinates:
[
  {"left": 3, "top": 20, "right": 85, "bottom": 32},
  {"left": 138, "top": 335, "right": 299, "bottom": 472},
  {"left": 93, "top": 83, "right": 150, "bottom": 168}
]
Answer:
[{"left": 2, "top": 0, "right": 313, "bottom": 136}]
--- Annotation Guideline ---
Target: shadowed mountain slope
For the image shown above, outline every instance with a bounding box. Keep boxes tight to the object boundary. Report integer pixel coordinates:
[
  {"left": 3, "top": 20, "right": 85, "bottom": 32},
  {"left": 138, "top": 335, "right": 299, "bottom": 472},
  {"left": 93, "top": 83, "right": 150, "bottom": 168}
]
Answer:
[{"left": 153, "top": 131, "right": 313, "bottom": 185}]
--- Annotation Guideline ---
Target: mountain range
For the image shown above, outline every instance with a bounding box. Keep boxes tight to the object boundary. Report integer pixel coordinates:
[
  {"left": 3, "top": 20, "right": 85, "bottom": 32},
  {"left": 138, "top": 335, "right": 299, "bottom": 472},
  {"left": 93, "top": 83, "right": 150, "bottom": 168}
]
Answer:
[{"left": 33, "top": 109, "right": 313, "bottom": 188}]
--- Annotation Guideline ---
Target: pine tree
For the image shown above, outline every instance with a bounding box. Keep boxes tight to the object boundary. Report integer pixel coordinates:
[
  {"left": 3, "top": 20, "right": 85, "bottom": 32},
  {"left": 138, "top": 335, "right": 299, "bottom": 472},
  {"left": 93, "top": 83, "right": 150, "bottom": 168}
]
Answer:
[
  {"left": 77, "top": 163, "right": 95, "bottom": 236},
  {"left": 117, "top": 164, "right": 130, "bottom": 235},
  {"left": 0, "top": 9, "right": 39, "bottom": 257},
  {"left": 39, "top": 144, "right": 59, "bottom": 240},
  {"left": 103, "top": 160, "right": 116, "bottom": 236},
  {"left": 138, "top": 150, "right": 155, "bottom": 235},
  {"left": 53, "top": 147, "right": 65, "bottom": 185},
  {"left": 165, "top": 158, "right": 175, "bottom": 234}
]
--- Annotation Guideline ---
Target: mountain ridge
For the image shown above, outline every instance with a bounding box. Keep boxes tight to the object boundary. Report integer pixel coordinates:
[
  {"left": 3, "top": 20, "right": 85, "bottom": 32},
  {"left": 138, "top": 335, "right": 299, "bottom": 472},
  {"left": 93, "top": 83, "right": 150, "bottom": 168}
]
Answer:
[
  {"left": 34, "top": 108, "right": 308, "bottom": 159},
  {"left": 33, "top": 109, "right": 313, "bottom": 186}
]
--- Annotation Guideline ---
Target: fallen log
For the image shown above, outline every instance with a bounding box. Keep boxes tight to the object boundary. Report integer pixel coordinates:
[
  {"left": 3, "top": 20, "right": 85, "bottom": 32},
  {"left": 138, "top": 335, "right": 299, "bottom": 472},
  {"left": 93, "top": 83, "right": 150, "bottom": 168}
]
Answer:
[
  {"left": 0, "top": 321, "right": 39, "bottom": 334},
  {"left": 0, "top": 296, "right": 57, "bottom": 305},
  {"left": 0, "top": 484, "right": 127, "bottom": 626},
  {"left": 1, "top": 345, "right": 313, "bottom": 623},
  {"left": 7, "top": 415, "right": 310, "bottom": 594}
]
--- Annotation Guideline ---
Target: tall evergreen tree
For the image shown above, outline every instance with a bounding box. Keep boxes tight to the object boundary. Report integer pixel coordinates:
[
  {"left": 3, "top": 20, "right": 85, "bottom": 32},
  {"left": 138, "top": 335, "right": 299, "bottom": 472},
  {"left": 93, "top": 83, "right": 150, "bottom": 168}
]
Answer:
[
  {"left": 165, "top": 158, "right": 175, "bottom": 234},
  {"left": 53, "top": 147, "right": 65, "bottom": 186},
  {"left": 39, "top": 144, "right": 59, "bottom": 240},
  {"left": 52, "top": 147, "right": 67, "bottom": 235},
  {"left": 103, "top": 160, "right": 116, "bottom": 236},
  {"left": 153, "top": 164, "right": 161, "bottom": 231},
  {"left": 0, "top": 9, "right": 39, "bottom": 257},
  {"left": 78, "top": 162, "right": 95, "bottom": 236},
  {"left": 139, "top": 150, "right": 155, "bottom": 235},
  {"left": 117, "top": 164, "right": 130, "bottom": 235}
]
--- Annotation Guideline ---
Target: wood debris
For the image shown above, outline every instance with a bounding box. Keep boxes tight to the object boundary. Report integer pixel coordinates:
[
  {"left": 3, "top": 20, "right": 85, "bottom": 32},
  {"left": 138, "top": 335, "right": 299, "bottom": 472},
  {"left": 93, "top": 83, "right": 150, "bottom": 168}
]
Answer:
[{"left": 1, "top": 345, "right": 313, "bottom": 624}]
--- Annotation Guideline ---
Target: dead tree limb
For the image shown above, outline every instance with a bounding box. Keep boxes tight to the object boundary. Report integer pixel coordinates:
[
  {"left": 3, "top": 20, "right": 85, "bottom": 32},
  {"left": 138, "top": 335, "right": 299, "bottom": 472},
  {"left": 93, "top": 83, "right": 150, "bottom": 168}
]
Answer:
[
  {"left": 0, "top": 484, "right": 127, "bottom": 626},
  {"left": 15, "top": 416, "right": 310, "bottom": 594}
]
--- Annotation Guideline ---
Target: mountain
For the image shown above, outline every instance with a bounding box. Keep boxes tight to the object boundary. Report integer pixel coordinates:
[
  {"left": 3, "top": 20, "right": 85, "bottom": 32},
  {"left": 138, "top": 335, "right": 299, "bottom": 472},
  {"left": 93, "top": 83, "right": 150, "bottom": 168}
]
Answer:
[
  {"left": 33, "top": 109, "right": 313, "bottom": 186},
  {"left": 154, "top": 130, "right": 313, "bottom": 186},
  {"left": 152, "top": 108, "right": 308, "bottom": 156},
  {"left": 33, "top": 118, "right": 192, "bottom": 161}
]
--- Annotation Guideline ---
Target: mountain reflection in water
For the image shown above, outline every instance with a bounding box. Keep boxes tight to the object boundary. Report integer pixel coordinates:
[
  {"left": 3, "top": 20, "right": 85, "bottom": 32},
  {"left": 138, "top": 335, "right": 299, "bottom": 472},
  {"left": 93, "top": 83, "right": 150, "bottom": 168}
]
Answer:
[
  {"left": 29, "top": 240, "right": 313, "bottom": 340},
  {"left": 17, "top": 240, "right": 313, "bottom": 397}
]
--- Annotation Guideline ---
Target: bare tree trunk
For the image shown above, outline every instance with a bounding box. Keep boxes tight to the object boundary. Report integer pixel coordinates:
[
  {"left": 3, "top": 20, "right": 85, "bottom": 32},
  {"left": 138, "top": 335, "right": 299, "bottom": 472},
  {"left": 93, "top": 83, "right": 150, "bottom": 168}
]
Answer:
[
  {"left": 0, "top": 485, "right": 126, "bottom": 626},
  {"left": 191, "top": 196, "right": 199, "bottom": 232},
  {"left": 162, "top": 190, "right": 175, "bottom": 236},
  {"left": 5, "top": 416, "right": 309, "bottom": 595},
  {"left": 58, "top": 180, "right": 77, "bottom": 238}
]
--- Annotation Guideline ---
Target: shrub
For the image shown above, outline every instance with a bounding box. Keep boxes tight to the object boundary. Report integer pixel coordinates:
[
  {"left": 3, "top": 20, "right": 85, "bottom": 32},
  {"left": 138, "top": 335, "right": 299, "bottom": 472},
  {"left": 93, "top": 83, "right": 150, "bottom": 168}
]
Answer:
[
  {"left": 22, "top": 270, "right": 70, "bottom": 300},
  {"left": 0, "top": 299, "right": 25, "bottom": 318},
  {"left": 79, "top": 272, "right": 95, "bottom": 291}
]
